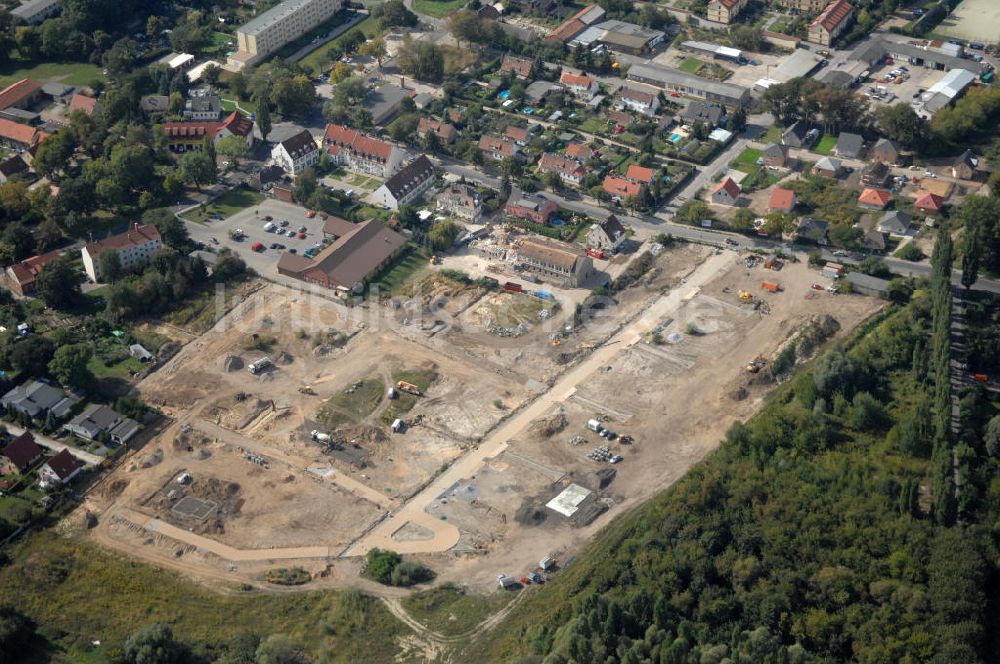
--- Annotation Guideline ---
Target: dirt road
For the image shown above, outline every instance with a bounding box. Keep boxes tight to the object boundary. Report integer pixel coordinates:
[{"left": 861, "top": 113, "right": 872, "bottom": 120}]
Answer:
[{"left": 343, "top": 250, "right": 735, "bottom": 556}]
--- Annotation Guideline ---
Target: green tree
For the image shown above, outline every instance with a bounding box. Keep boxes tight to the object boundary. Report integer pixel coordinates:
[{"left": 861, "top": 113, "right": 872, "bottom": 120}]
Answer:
[
  {"left": 293, "top": 168, "right": 318, "bottom": 204},
  {"left": 35, "top": 255, "right": 81, "bottom": 309},
  {"left": 10, "top": 336, "right": 55, "bottom": 378},
  {"left": 256, "top": 93, "right": 271, "bottom": 142},
  {"left": 97, "top": 250, "right": 123, "bottom": 282},
  {"left": 427, "top": 220, "right": 461, "bottom": 251},
  {"left": 123, "top": 624, "right": 186, "bottom": 664},
  {"left": 255, "top": 634, "right": 308, "bottom": 664},
  {"left": 177, "top": 151, "right": 215, "bottom": 189},
  {"left": 216, "top": 135, "right": 252, "bottom": 167},
  {"left": 48, "top": 343, "right": 94, "bottom": 390},
  {"left": 876, "top": 103, "right": 928, "bottom": 149}
]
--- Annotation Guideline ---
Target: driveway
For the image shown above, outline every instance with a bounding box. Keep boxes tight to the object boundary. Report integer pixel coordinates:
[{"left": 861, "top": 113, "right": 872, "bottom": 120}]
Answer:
[{"left": 5, "top": 422, "right": 104, "bottom": 466}]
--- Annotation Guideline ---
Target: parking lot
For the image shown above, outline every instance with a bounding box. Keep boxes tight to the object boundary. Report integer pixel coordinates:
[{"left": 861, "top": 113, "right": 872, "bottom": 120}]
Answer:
[
  {"left": 862, "top": 61, "right": 943, "bottom": 108},
  {"left": 183, "top": 198, "right": 333, "bottom": 281}
]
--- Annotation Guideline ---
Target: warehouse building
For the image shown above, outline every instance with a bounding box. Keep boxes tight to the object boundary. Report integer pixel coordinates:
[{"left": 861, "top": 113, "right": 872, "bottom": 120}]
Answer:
[{"left": 628, "top": 63, "right": 750, "bottom": 107}]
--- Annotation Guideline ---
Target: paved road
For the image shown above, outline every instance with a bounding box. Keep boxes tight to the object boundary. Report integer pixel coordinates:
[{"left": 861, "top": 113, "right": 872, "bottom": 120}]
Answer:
[
  {"left": 5, "top": 423, "right": 104, "bottom": 466},
  {"left": 343, "top": 250, "right": 735, "bottom": 557}
]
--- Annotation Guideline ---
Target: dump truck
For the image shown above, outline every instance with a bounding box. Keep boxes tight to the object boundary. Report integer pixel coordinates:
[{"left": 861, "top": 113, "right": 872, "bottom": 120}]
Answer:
[
  {"left": 310, "top": 430, "right": 332, "bottom": 444},
  {"left": 396, "top": 381, "right": 422, "bottom": 396},
  {"left": 761, "top": 281, "right": 781, "bottom": 292}
]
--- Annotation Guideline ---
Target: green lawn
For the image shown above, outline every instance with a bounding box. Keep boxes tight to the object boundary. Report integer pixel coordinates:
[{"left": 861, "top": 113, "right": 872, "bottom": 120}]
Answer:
[
  {"left": 317, "top": 377, "right": 385, "bottom": 429},
  {"left": 760, "top": 125, "right": 783, "bottom": 144},
  {"left": 812, "top": 134, "right": 837, "bottom": 156},
  {"left": 412, "top": 0, "right": 468, "bottom": 17},
  {"left": 180, "top": 189, "right": 266, "bottom": 223},
  {"left": 733, "top": 147, "right": 763, "bottom": 171},
  {"left": 402, "top": 584, "right": 514, "bottom": 637},
  {"left": 221, "top": 97, "right": 257, "bottom": 115},
  {"left": 297, "top": 16, "right": 381, "bottom": 73},
  {"left": 0, "top": 60, "right": 103, "bottom": 87},
  {"left": 204, "top": 31, "right": 235, "bottom": 58},
  {"left": 88, "top": 355, "right": 145, "bottom": 380},
  {"left": 380, "top": 368, "right": 438, "bottom": 425},
  {"left": 678, "top": 57, "right": 704, "bottom": 74},
  {"left": 371, "top": 246, "right": 430, "bottom": 295},
  {"left": 577, "top": 117, "right": 608, "bottom": 135}
]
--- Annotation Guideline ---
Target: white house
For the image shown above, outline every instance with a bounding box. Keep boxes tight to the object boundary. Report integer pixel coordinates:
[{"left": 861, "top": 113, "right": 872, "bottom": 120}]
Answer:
[
  {"left": 559, "top": 71, "right": 598, "bottom": 98},
  {"left": 370, "top": 155, "right": 436, "bottom": 210},
  {"left": 615, "top": 87, "right": 660, "bottom": 116},
  {"left": 82, "top": 223, "right": 162, "bottom": 283},
  {"left": 586, "top": 215, "right": 626, "bottom": 253},
  {"left": 271, "top": 129, "right": 320, "bottom": 175},
  {"left": 39, "top": 449, "right": 82, "bottom": 488}
]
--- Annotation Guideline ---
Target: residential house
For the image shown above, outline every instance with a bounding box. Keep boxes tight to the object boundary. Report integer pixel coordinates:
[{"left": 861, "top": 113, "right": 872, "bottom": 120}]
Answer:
[
  {"left": 952, "top": 149, "right": 987, "bottom": 180},
  {"left": 0, "top": 79, "right": 41, "bottom": 112},
  {"left": 860, "top": 161, "right": 890, "bottom": 187},
  {"left": 566, "top": 143, "right": 596, "bottom": 162},
  {"left": 416, "top": 117, "right": 458, "bottom": 144},
  {"left": 271, "top": 129, "right": 320, "bottom": 175},
  {"left": 38, "top": 449, "right": 82, "bottom": 487},
  {"left": 781, "top": 121, "right": 818, "bottom": 148},
  {"left": 808, "top": 0, "right": 853, "bottom": 46},
  {"left": 603, "top": 174, "right": 644, "bottom": 200},
  {"left": 586, "top": 215, "right": 626, "bottom": 253},
  {"left": 917, "top": 178, "right": 954, "bottom": 200},
  {"left": 615, "top": 87, "right": 660, "bottom": 116},
  {"left": 625, "top": 163, "right": 656, "bottom": 186},
  {"left": 870, "top": 138, "right": 900, "bottom": 164},
  {"left": 139, "top": 95, "right": 169, "bottom": 116},
  {"left": 505, "top": 193, "right": 558, "bottom": 224},
  {"left": 834, "top": 132, "right": 863, "bottom": 159},
  {"left": 130, "top": 344, "right": 155, "bottom": 363},
  {"left": 525, "top": 81, "right": 561, "bottom": 106},
  {"left": 183, "top": 94, "right": 222, "bottom": 121},
  {"left": 228, "top": 0, "right": 341, "bottom": 69},
  {"left": 711, "top": 177, "right": 741, "bottom": 206},
  {"left": 814, "top": 156, "right": 843, "bottom": 178},
  {"left": 878, "top": 210, "right": 912, "bottom": 235},
  {"left": 538, "top": 153, "right": 588, "bottom": 186},
  {"left": 1, "top": 380, "right": 79, "bottom": 420},
  {"left": 857, "top": 218, "right": 887, "bottom": 251},
  {"left": 798, "top": 218, "right": 829, "bottom": 244},
  {"left": 769, "top": 188, "right": 796, "bottom": 213},
  {"left": 6, "top": 249, "right": 61, "bottom": 297},
  {"left": 81, "top": 223, "right": 163, "bottom": 283},
  {"left": 0, "top": 118, "right": 46, "bottom": 151},
  {"left": 0, "top": 154, "right": 28, "bottom": 184},
  {"left": 762, "top": 143, "right": 789, "bottom": 168},
  {"left": 915, "top": 192, "right": 944, "bottom": 214},
  {"left": 436, "top": 183, "right": 483, "bottom": 223},
  {"left": 276, "top": 219, "right": 407, "bottom": 293},
  {"left": 680, "top": 101, "right": 726, "bottom": 127},
  {"left": 324, "top": 124, "right": 407, "bottom": 178},
  {"left": 707, "top": 0, "right": 748, "bottom": 24},
  {"left": 0, "top": 432, "right": 43, "bottom": 475},
  {"left": 504, "top": 125, "right": 534, "bottom": 146},
  {"left": 64, "top": 403, "right": 140, "bottom": 445},
  {"left": 609, "top": 110, "right": 633, "bottom": 129},
  {"left": 161, "top": 111, "right": 254, "bottom": 151},
  {"left": 370, "top": 155, "right": 436, "bottom": 210},
  {"left": 501, "top": 54, "right": 535, "bottom": 79},
  {"left": 515, "top": 235, "right": 593, "bottom": 287},
  {"left": 478, "top": 134, "right": 520, "bottom": 161},
  {"left": 559, "top": 72, "right": 597, "bottom": 98},
  {"left": 858, "top": 188, "right": 891, "bottom": 210},
  {"left": 67, "top": 93, "right": 99, "bottom": 118},
  {"left": 363, "top": 83, "right": 409, "bottom": 126}
]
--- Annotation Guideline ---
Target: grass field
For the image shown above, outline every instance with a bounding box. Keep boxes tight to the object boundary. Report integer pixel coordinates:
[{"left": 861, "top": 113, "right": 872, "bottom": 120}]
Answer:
[
  {"left": 733, "top": 147, "right": 763, "bottom": 171},
  {"left": 933, "top": 0, "right": 1000, "bottom": 43},
  {"left": 0, "top": 60, "right": 103, "bottom": 87},
  {"left": 812, "top": 134, "right": 837, "bottom": 156},
  {"left": 371, "top": 246, "right": 430, "bottom": 295},
  {"left": 0, "top": 531, "right": 403, "bottom": 662},
  {"left": 297, "top": 16, "right": 380, "bottom": 73},
  {"left": 412, "top": 0, "right": 468, "bottom": 18},
  {"left": 180, "top": 189, "right": 265, "bottom": 224},
  {"left": 380, "top": 368, "right": 438, "bottom": 425},
  {"left": 761, "top": 125, "right": 783, "bottom": 143},
  {"left": 317, "top": 377, "right": 385, "bottom": 428},
  {"left": 401, "top": 584, "right": 513, "bottom": 637},
  {"left": 87, "top": 355, "right": 145, "bottom": 380},
  {"left": 678, "top": 57, "right": 704, "bottom": 74}
]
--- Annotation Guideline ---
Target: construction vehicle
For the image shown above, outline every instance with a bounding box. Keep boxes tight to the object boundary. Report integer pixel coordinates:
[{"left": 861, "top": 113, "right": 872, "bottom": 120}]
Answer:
[
  {"left": 430, "top": 255, "right": 441, "bottom": 265},
  {"left": 396, "top": 380, "right": 422, "bottom": 396},
  {"left": 248, "top": 357, "right": 272, "bottom": 375},
  {"left": 298, "top": 385, "right": 316, "bottom": 395},
  {"left": 739, "top": 290, "right": 752, "bottom": 300},
  {"left": 310, "top": 430, "right": 332, "bottom": 444},
  {"left": 761, "top": 281, "right": 781, "bottom": 292},
  {"left": 745, "top": 356, "right": 766, "bottom": 373}
]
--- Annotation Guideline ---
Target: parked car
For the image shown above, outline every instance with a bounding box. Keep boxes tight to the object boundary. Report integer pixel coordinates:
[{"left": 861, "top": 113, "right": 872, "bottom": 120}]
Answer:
[{"left": 280, "top": 219, "right": 289, "bottom": 227}]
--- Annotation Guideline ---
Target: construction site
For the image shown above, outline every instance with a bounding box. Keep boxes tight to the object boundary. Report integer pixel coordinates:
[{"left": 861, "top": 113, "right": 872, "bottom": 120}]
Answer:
[{"left": 83, "top": 243, "right": 883, "bottom": 595}]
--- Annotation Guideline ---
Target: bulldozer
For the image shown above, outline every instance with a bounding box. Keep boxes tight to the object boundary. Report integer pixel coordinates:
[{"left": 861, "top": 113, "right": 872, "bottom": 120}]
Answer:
[
  {"left": 738, "top": 291, "right": 752, "bottom": 301},
  {"left": 745, "top": 356, "right": 766, "bottom": 373}
]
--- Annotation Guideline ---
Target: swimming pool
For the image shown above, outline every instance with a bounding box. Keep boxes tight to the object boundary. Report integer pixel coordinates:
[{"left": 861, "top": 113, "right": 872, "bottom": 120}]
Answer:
[
  {"left": 498, "top": 90, "right": 510, "bottom": 99},
  {"left": 550, "top": 219, "right": 565, "bottom": 227},
  {"left": 669, "top": 132, "right": 683, "bottom": 143}
]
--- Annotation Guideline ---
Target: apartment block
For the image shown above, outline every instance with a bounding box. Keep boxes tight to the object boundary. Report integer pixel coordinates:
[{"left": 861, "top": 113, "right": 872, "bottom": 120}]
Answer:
[{"left": 230, "top": 0, "right": 341, "bottom": 69}]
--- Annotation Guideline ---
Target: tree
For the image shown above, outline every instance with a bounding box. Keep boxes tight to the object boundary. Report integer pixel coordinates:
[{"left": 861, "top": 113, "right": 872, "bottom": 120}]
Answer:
[
  {"left": 397, "top": 37, "right": 444, "bottom": 84},
  {"left": 427, "top": 220, "right": 461, "bottom": 250},
  {"left": 371, "top": 0, "right": 418, "bottom": 29},
  {"left": 256, "top": 93, "right": 271, "bottom": 142},
  {"left": 985, "top": 415, "right": 1000, "bottom": 457},
  {"left": 272, "top": 75, "right": 316, "bottom": 117},
  {"left": 358, "top": 37, "right": 387, "bottom": 69},
  {"left": 177, "top": 151, "right": 215, "bottom": 189},
  {"left": 813, "top": 348, "right": 855, "bottom": 398},
  {"left": 255, "top": 634, "right": 308, "bottom": 664},
  {"left": 0, "top": 607, "right": 34, "bottom": 663},
  {"left": 98, "top": 250, "right": 123, "bottom": 282},
  {"left": 216, "top": 135, "right": 252, "bottom": 167},
  {"left": 293, "top": 168, "right": 318, "bottom": 204},
  {"left": 48, "top": 343, "right": 94, "bottom": 390},
  {"left": 10, "top": 336, "right": 55, "bottom": 378},
  {"left": 876, "top": 103, "right": 928, "bottom": 149},
  {"left": 202, "top": 63, "right": 221, "bottom": 86},
  {"left": 35, "top": 255, "right": 81, "bottom": 309},
  {"left": 123, "top": 624, "right": 186, "bottom": 664},
  {"left": 230, "top": 71, "right": 248, "bottom": 100}
]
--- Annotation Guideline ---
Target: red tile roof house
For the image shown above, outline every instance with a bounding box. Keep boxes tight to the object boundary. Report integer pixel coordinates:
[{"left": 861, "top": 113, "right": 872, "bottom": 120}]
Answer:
[
  {"left": 566, "top": 143, "right": 596, "bottom": 162},
  {"left": 39, "top": 448, "right": 83, "bottom": 488},
  {"left": 538, "top": 153, "right": 589, "bottom": 186},
  {"left": 711, "top": 177, "right": 741, "bottom": 206},
  {"left": 1, "top": 431, "right": 43, "bottom": 475},
  {"left": 915, "top": 192, "right": 944, "bottom": 213},
  {"left": 0, "top": 79, "right": 41, "bottom": 111},
  {"left": 416, "top": 117, "right": 458, "bottom": 144},
  {"left": 0, "top": 117, "right": 46, "bottom": 150},
  {"left": 504, "top": 125, "right": 534, "bottom": 146},
  {"left": 67, "top": 93, "right": 100, "bottom": 117},
  {"left": 858, "top": 188, "right": 892, "bottom": 210},
  {"left": 625, "top": 164, "right": 656, "bottom": 185},
  {"left": 500, "top": 54, "right": 535, "bottom": 79},
  {"left": 478, "top": 134, "right": 520, "bottom": 161},
  {"left": 323, "top": 123, "right": 406, "bottom": 178},
  {"left": 603, "top": 175, "right": 645, "bottom": 201},
  {"left": 769, "top": 188, "right": 796, "bottom": 213},
  {"left": 504, "top": 193, "right": 558, "bottom": 224},
  {"left": 5, "top": 249, "right": 62, "bottom": 296},
  {"left": 559, "top": 71, "right": 598, "bottom": 98},
  {"left": 161, "top": 111, "right": 254, "bottom": 152},
  {"left": 81, "top": 223, "right": 162, "bottom": 283}
]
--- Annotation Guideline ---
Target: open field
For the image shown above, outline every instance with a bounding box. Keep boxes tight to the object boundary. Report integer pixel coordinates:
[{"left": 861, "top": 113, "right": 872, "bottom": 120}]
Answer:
[
  {"left": 180, "top": 189, "right": 266, "bottom": 224},
  {"left": 79, "top": 238, "right": 882, "bottom": 608},
  {"left": 412, "top": 0, "right": 468, "bottom": 18},
  {"left": 934, "top": 0, "right": 1000, "bottom": 43},
  {"left": 0, "top": 60, "right": 103, "bottom": 87}
]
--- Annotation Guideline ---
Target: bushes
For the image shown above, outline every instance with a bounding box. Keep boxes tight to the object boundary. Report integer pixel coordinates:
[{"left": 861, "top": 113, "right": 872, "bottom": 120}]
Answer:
[
  {"left": 264, "top": 567, "right": 311, "bottom": 586},
  {"left": 364, "top": 548, "right": 434, "bottom": 586}
]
